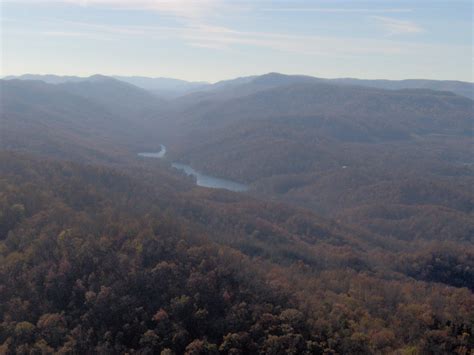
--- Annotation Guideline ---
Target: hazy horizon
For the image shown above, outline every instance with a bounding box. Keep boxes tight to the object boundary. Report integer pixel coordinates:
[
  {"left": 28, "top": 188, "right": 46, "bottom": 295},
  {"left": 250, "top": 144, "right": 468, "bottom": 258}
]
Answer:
[
  {"left": 2, "top": 0, "right": 473, "bottom": 82},
  {"left": 4, "top": 71, "right": 474, "bottom": 84}
]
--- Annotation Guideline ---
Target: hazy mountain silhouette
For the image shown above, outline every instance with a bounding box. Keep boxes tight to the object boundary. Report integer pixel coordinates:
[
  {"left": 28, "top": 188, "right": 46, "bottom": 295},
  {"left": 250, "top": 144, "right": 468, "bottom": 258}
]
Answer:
[
  {"left": 3, "top": 74, "right": 87, "bottom": 84},
  {"left": 114, "top": 75, "right": 209, "bottom": 98},
  {"left": 0, "top": 78, "right": 165, "bottom": 161},
  {"left": 8, "top": 72, "right": 473, "bottom": 99}
]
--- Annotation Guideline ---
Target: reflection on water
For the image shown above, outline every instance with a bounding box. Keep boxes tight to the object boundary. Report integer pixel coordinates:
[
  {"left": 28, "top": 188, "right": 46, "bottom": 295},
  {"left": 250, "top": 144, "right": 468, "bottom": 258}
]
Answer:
[
  {"left": 137, "top": 145, "right": 248, "bottom": 192},
  {"left": 171, "top": 163, "right": 248, "bottom": 192}
]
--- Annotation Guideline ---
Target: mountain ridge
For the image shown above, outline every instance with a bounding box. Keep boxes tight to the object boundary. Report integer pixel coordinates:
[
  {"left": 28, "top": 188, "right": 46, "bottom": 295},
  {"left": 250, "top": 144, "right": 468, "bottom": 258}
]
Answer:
[{"left": 5, "top": 72, "right": 473, "bottom": 100}]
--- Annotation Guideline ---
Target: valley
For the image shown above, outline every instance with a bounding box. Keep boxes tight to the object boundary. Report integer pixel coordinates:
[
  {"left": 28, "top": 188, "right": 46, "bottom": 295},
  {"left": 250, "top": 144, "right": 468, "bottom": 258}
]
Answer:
[
  {"left": 2, "top": 1, "right": 472, "bottom": 352},
  {"left": 1, "top": 72, "right": 473, "bottom": 354},
  {"left": 138, "top": 145, "right": 249, "bottom": 192}
]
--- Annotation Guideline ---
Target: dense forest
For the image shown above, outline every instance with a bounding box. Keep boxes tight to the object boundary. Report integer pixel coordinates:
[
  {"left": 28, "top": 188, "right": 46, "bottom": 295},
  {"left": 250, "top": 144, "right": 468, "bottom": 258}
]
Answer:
[
  {"left": 163, "top": 75, "right": 474, "bottom": 252},
  {"left": 1, "top": 73, "right": 473, "bottom": 353},
  {"left": 1, "top": 153, "right": 473, "bottom": 353}
]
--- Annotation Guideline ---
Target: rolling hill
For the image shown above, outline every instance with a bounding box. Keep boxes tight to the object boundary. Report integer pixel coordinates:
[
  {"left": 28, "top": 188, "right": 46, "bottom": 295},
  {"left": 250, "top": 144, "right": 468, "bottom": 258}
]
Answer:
[
  {"left": 0, "top": 78, "right": 167, "bottom": 162},
  {"left": 1, "top": 72, "right": 473, "bottom": 353},
  {"left": 160, "top": 77, "right": 474, "bottom": 247},
  {"left": 1, "top": 151, "right": 472, "bottom": 353}
]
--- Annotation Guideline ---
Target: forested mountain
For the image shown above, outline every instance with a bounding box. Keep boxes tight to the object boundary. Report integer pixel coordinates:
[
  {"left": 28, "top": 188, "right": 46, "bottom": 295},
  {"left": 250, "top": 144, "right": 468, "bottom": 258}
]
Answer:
[
  {"left": 56, "top": 75, "right": 169, "bottom": 117},
  {"left": 163, "top": 79, "right": 474, "bottom": 251},
  {"left": 173, "top": 81, "right": 473, "bottom": 138},
  {"left": 172, "top": 73, "right": 326, "bottom": 106},
  {"left": 1, "top": 72, "right": 473, "bottom": 353},
  {"left": 174, "top": 73, "right": 474, "bottom": 102},
  {"left": 1, "top": 152, "right": 473, "bottom": 353},
  {"left": 167, "top": 80, "right": 473, "bottom": 184},
  {"left": 4, "top": 74, "right": 209, "bottom": 99},
  {"left": 0, "top": 79, "right": 129, "bottom": 163},
  {"left": 0, "top": 78, "right": 167, "bottom": 162},
  {"left": 331, "top": 78, "right": 474, "bottom": 100},
  {"left": 7, "top": 72, "right": 474, "bottom": 100}
]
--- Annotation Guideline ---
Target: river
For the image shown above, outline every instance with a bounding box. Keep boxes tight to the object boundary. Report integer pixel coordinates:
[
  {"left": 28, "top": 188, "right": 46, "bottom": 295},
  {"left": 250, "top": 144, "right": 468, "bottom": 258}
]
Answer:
[
  {"left": 138, "top": 145, "right": 249, "bottom": 192},
  {"left": 137, "top": 144, "right": 167, "bottom": 159}
]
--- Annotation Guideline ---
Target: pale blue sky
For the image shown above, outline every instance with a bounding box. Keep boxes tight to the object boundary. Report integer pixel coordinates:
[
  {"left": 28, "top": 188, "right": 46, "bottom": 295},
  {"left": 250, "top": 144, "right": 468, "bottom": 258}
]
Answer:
[{"left": 1, "top": 0, "right": 472, "bottom": 82}]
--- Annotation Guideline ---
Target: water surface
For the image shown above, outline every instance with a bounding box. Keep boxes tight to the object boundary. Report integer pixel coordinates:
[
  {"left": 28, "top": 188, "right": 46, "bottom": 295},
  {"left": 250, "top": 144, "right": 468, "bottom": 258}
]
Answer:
[
  {"left": 137, "top": 144, "right": 167, "bottom": 158},
  {"left": 171, "top": 162, "right": 248, "bottom": 192},
  {"left": 138, "top": 145, "right": 248, "bottom": 192}
]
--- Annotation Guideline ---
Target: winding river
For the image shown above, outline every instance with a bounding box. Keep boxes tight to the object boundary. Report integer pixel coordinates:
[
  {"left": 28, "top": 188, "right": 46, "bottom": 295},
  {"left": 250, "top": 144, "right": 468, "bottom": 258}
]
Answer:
[
  {"left": 137, "top": 144, "right": 167, "bottom": 159},
  {"left": 138, "top": 145, "right": 248, "bottom": 192}
]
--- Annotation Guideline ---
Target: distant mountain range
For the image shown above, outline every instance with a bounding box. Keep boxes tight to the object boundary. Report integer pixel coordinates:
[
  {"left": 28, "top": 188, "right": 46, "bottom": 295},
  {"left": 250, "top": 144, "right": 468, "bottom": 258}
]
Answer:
[
  {"left": 3, "top": 74, "right": 209, "bottom": 99},
  {"left": 3, "top": 72, "right": 472, "bottom": 166},
  {"left": 3, "top": 74, "right": 88, "bottom": 84},
  {"left": 5, "top": 72, "right": 473, "bottom": 99},
  {"left": 113, "top": 75, "right": 209, "bottom": 98}
]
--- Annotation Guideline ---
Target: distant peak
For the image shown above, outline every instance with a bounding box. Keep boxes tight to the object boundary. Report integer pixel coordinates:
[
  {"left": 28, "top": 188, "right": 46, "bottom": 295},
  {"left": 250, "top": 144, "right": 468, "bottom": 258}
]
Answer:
[
  {"left": 251, "top": 73, "right": 288, "bottom": 84},
  {"left": 88, "top": 74, "right": 114, "bottom": 81},
  {"left": 259, "top": 72, "right": 287, "bottom": 79},
  {"left": 252, "top": 72, "right": 319, "bottom": 86},
  {"left": 265, "top": 72, "right": 285, "bottom": 76}
]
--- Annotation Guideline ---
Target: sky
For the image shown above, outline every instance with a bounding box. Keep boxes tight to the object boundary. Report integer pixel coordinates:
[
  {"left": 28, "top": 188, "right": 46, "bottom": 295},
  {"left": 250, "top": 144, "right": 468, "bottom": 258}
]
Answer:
[{"left": 1, "top": 0, "right": 473, "bottom": 82}]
